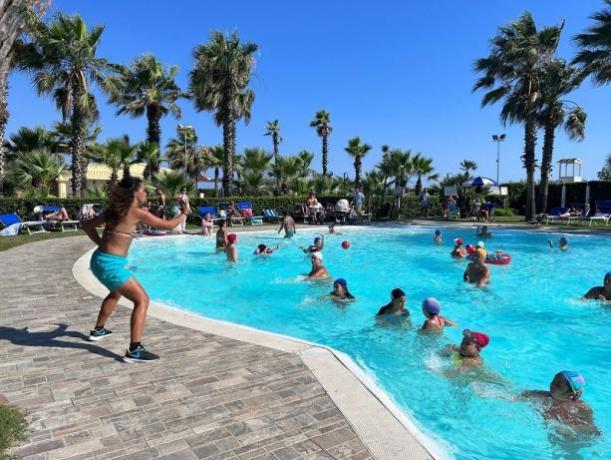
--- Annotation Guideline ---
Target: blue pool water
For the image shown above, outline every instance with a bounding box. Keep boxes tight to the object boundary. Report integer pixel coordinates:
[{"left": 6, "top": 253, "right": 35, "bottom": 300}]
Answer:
[{"left": 129, "top": 226, "right": 610, "bottom": 459}]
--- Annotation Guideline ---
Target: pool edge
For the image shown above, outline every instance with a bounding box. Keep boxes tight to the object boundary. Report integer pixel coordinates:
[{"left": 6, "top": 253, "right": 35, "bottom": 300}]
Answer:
[{"left": 73, "top": 246, "right": 450, "bottom": 460}]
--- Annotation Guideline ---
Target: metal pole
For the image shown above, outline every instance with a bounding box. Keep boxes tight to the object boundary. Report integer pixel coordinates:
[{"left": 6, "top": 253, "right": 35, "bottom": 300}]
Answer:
[{"left": 496, "top": 140, "right": 500, "bottom": 186}]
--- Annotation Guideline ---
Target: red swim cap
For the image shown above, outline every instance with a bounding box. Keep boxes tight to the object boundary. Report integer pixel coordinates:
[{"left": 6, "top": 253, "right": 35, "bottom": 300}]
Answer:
[
  {"left": 227, "top": 233, "right": 237, "bottom": 243},
  {"left": 464, "top": 330, "right": 489, "bottom": 348}
]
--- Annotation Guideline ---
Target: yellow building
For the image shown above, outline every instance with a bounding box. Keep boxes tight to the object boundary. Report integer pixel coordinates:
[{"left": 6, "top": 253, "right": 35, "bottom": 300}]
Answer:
[{"left": 57, "top": 163, "right": 148, "bottom": 198}]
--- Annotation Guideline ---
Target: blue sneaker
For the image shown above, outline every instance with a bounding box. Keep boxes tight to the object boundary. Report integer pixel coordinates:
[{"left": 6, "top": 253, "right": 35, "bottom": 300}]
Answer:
[
  {"left": 123, "top": 345, "right": 159, "bottom": 363},
  {"left": 88, "top": 327, "right": 113, "bottom": 341}
]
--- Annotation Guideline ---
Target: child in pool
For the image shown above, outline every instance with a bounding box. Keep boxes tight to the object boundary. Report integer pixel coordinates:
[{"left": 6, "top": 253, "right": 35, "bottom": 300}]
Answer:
[
  {"left": 377, "top": 288, "right": 409, "bottom": 317},
  {"left": 519, "top": 371, "right": 600, "bottom": 435},
  {"left": 253, "top": 243, "right": 281, "bottom": 256},
  {"left": 548, "top": 237, "right": 569, "bottom": 251},
  {"left": 451, "top": 238, "right": 467, "bottom": 258},
  {"left": 441, "top": 329, "right": 489, "bottom": 370},
  {"left": 421, "top": 298, "right": 457, "bottom": 332},
  {"left": 329, "top": 278, "right": 355, "bottom": 301},
  {"left": 226, "top": 233, "right": 238, "bottom": 262},
  {"left": 434, "top": 229, "right": 442, "bottom": 245}
]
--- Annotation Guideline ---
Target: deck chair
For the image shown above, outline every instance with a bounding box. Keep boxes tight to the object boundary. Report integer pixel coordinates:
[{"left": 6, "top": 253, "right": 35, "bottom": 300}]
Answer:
[
  {"left": 262, "top": 209, "right": 281, "bottom": 223},
  {"left": 0, "top": 212, "right": 45, "bottom": 236},
  {"left": 583, "top": 200, "right": 611, "bottom": 226},
  {"left": 236, "top": 201, "right": 263, "bottom": 225},
  {"left": 36, "top": 205, "right": 80, "bottom": 232},
  {"left": 545, "top": 207, "right": 569, "bottom": 225}
]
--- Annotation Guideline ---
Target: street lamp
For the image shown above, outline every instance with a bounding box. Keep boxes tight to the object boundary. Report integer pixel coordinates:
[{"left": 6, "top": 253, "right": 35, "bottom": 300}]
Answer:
[
  {"left": 491, "top": 134, "right": 506, "bottom": 185},
  {"left": 178, "top": 124, "right": 193, "bottom": 179}
]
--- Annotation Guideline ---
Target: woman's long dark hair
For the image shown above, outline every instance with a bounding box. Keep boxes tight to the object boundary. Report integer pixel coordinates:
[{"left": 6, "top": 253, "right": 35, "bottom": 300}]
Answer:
[{"left": 106, "top": 177, "right": 143, "bottom": 225}]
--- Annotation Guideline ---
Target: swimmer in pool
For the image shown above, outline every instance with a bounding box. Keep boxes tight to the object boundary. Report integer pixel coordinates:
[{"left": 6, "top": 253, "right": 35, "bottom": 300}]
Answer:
[
  {"left": 377, "top": 288, "right": 409, "bottom": 317},
  {"left": 581, "top": 271, "right": 611, "bottom": 302},
  {"left": 519, "top": 371, "right": 600, "bottom": 434},
  {"left": 463, "top": 249, "right": 491, "bottom": 287},
  {"left": 278, "top": 212, "right": 296, "bottom": 238},
  {"left": 328, "top": 222, "right": 341, "bottom": 235},
  {"left": 225, "top": 233, "right": 238, "bottom": 262},
  {"left": 216, "top": 220, "right": 228, "bottom": 251},
  {"left": 475, "top": 241, "right": 487, "bottom": 259},
  {"left": 548, "top": 237, "right": 569, "bottom": 251},
  {"left": 476, "top": 225, "right": 492, "bottom": 238},
  {"left": 307, "top": 251, "right": 329, "bottom": 280},
  {"left": 253, "top": 243, "right": 281, "bottom": 256},
  {"left": 451, "top": 238, "right": 467, "bottom": 258},
  {"left": 434, "top": 229, "right": 442, "bottom": 245},
  {"left": 441, "top": 329, "right": 489, "bottom": 370},
  {"left": 421, "top": 298, "right": 457, "bottom": 332},
  {"left": 301, "top": 235, "right": 324, "bottom": 254},
  {"left": 329, "top": 278, "right": 355, "bottom": 301}
]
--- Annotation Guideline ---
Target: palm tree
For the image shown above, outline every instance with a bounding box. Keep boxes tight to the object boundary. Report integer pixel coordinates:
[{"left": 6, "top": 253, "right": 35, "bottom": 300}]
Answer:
[
  {"left": 21, "top": 13, "right": 109, "bottom": 197},
  {"left": 297, "top": 150, "right": 314, "bottom": 178},
  {"left": 474, "top": 12, "right": 563, "bottom": 220},
  {"left": 189, "top": 31, "right": 257, "bottom": 196},
  {"left": 459, "top": 160, "right": 478, "bottom": 178},
  {"left": 153, "top": 169, "right": 194, "bottom": 197},
  {"left": 136, "top": 142, "right": 162, "bottom": 181},
  {"left": 310, "top": 110, "right": 332, "bottom": 175},
  {"left": 166, "top": 124, "right": 198, "bottom": 178},
  {"left": 573, "top": 1, "right": 611, "bottom": 85},
  {"left": 9, "top": 148, "right": 64, "bottom": 195},
  {"left": 208, "top": 145, "right": 224, "bottom": 196},
  {"left": 536, "top": 59, "right": 586, "bottom": 212},
  {"left": 5, "top": 125, "right": 60, "bottom": 159},
  {"left": 104, "top": 53, "right": 183, "bottom": 176},
  {"left": 276, "top": 156, "right": 301, "bottom": 193},
  {"left": 344, "top": 137, "right": 372, "bottom": 187},
  {"left": 264, "top": 119, "right": 282, "bottom": 190},
  {"left": 412, "top": 154, "right": 435, "bottom": 195},
  {"left": 242, "top": 147, "right": 273, "bottom": 175},
  {"left": 87, "top": 135, "right": 139, "bottom": 187}
]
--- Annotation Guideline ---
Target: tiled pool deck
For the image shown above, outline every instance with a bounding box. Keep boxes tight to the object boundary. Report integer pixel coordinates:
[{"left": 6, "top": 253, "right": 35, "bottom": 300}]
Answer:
[{"left": 0, "top": 236, "right": 436, "bottom": 460}]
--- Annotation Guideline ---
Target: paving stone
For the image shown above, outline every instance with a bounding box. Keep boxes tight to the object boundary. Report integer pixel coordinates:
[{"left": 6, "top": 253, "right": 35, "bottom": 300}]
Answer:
[{"left": 1, "top": 237, "right": 372, "bottom": 460}]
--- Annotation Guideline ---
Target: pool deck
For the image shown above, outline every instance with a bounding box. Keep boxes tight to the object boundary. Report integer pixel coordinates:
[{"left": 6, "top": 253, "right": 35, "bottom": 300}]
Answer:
[{"left": 0, "top": 235, "right": 438, "bottom": 460}]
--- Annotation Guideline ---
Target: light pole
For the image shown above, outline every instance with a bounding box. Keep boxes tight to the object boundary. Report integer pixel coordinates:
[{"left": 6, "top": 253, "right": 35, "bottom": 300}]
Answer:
[
  {"left": 178, "top": 124, "right": 193, "bottom": 180},
  {"left": 492, "top": 134, "right": 506, "bottom": 185}
]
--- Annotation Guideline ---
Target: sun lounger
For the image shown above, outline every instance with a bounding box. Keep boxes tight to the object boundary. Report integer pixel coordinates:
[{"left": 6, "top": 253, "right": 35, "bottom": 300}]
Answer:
[
  {"left": 236, "top": 201, "right": 263, "bottom": 225},
  {"left": 35, "top": 205, "right": 80, "bottom": 232},
  {"left": 582, "top": 200, "right": 611, "bottom": 226},
  {"left": 0, "top": 212, "right": 46, "bottom": 236},
  {"left": 198, "top": 206, "right": 224, "bottom": 224},
  {"left": 545, "top": 207, "right": 570, "bottom": 225},
  {"left": 262, "top": 209, "right": 281, "bottom": 223}
]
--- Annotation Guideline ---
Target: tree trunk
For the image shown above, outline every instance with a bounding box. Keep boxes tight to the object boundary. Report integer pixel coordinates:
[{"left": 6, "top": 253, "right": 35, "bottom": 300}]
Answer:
[
  {"left": 522, "top": 119, "right": 538, "bottom": 221},
  {"left": 537, "top": 119, "right": 556, "bottom": 214},
  {"left": 0, "top": 81, "right": 8, "bottom": 196},
  {"left": 145, "top": 105, "right": 161, "bottom": 179},
  {"left": 273, "top": 133, "right": 279, "bottom": 191},
  {"left": 214, "top": 167, "right": 219, "bottom": 197},
  {"left": 222, "top": 112, "right": 235, "bottom": 197},
  {"left": 415, "top": 174, "right": 423, "bottom": 196},
  {"left": 322, "top": 131, "right": 328, "bottom": 176},
  {"left": 80, "top": 157, "right": 88, "bottom": 193},
  {"left": 70, "top": 83, "right": 85, "bottom": 197},
  {"left": 354, "top": 156, "right": 361, "bottom": 187}
]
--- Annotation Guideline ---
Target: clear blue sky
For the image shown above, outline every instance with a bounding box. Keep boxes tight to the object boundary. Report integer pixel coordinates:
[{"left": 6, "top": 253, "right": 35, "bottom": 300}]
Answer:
[{"left": 7, "top": 0, "right": 610, "bottom": 183}]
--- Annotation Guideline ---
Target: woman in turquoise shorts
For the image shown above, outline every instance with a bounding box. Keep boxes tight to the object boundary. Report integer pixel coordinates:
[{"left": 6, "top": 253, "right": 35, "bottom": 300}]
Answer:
[{"left": 83, "top": 177, "right": 188, "bottom": 363}]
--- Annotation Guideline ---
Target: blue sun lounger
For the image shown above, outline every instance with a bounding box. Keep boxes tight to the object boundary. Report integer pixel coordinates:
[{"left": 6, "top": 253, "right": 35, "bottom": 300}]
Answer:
[{"left": 0, "top": 212, "right": 46, "bottom": 236}]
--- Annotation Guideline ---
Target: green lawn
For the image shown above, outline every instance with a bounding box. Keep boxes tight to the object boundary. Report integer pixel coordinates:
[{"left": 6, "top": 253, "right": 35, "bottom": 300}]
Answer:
[{"left": 0, "top": 404, "right": 26, "bottom": 458}]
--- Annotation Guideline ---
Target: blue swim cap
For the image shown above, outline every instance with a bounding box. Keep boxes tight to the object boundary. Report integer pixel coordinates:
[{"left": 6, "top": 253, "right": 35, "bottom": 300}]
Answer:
[
  {"left": 605, "top": 271, "right": 611, "bottom": 281},
  {"left": 422, "top": 298, "right": 440, "bottom": 315},
  {"left": 558, "top": 370, "right": 586, "bottom": 399},
  {"left": 314, "top": 236, "right": 322, "bottom": 243},
  {"left": 559, "top": 237, "right": 568, "bottom": 245},
  {"left": 334, "top": 278, "right": 348, "bottom": 287},
  {"left": 435, "top": 230, "right": 441, "bottom": 236}
]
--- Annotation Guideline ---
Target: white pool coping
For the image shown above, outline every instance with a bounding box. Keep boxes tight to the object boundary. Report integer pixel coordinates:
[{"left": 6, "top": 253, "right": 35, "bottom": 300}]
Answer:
[{"left": 73, "top": 242, "right": 449, "bottom": 460}]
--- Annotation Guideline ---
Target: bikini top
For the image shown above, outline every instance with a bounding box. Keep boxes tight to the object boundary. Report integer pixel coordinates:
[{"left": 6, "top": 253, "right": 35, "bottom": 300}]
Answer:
[{"left": 103, "top": 227, "right": 138, "bottom": 240}]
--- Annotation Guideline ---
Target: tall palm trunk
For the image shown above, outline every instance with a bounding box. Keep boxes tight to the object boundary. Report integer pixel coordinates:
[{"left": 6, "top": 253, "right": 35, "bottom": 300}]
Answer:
[
  {"left": 354, "top": 156, "right": 362, "bottom": 187},
  {"left": 145, "top": 105, "right": 161, "bottom": 179},
  {"left": 123, "top": 164, "right": 131, "bottom": 179},
  {"left": 415, "top": 174, "right": 423, "bottom": 196},
  {"left": 537, "top": 119, "right": 556, "bottom": 214},
  {"left": 70, "top": 84, "right": 85, "bottom": 197},
  {"left": 0, "top": 81, "right": 8, "bottom": 196},
  {"left": 523, "top": 119, "right": 538, "bottom": 221},
  {"left": 222, "top": 111, "right": 236, "bottom": 196},
  {"left": 273, "top": 133, "right": 279, "bottom": 191},
  {"left": 214, "top": 166, "right": 219, "bottom": 197},
  {"left": 322, "top": 131, "right": 328, "bottom": 176}
]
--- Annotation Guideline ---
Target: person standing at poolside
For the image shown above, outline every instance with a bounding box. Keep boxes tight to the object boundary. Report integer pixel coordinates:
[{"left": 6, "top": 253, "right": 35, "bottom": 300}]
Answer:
[
  {"left": 278, "top": 212, "right": 296, "bottom": 238},
  {"left": 201, "top": 212, "right": 213, "bottom": 237},
  {"left": 155, "top": 188, "right": 166, "bottom": 218},
  {"left": 519, "top": 371, "right": 600, "bottom": 434},
  {"left": 581, "top": 271, "right": 611, "bottom": 302},
  {"left": 226, "top": 233, "right": 238, "bottom": 262},
  {"left": 307, "top": 252, "right": 329, "bottom": 280},
  {"left": 83, "top": 177, "right": 188, "bottom": 363},
  {"left": 377, "top": 288, "right": 409, "bottom": 317},
  {"left": 353, "top": 186, "right": 365, "bottom": 215},
  {"left": 463, "top": 249, "right": 491, "bottom": 287},
  {"left": 174, "top": 187, "right": 191, "bottom": 233},
  {"left": 216, "top": 220, "right": 228, "bottom": 250}
]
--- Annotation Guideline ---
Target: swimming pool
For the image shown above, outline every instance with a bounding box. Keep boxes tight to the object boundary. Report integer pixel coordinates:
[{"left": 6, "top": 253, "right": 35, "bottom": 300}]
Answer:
[{"left": 129, "top": 225, "right": 610, "bottom": 459}]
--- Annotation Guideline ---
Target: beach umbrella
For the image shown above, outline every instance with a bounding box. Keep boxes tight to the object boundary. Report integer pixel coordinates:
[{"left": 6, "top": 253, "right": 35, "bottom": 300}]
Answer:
[
  {"left": 462, "top": 176, "right": 497, "bottom": 187},
  {"left": 561, "top": 183, "right": 566, "bottom": 208}
]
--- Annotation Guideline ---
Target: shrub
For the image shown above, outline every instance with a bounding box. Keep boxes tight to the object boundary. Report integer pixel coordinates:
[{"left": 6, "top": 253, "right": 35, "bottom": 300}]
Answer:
[
  {"left": 493, "top": 208, "right": 516, "bottom": 217},
  {"left": 0, "top": 404, "right": 26, "bottom": 457}
]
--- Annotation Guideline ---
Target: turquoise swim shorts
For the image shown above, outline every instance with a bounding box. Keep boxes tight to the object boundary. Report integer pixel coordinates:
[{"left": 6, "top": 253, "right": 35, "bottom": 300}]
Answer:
[{"left": 90, "top": 248, "right": 133, "bottom": 292}]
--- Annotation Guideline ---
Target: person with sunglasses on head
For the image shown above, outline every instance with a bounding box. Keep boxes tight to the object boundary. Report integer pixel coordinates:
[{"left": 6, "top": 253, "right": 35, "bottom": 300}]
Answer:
[
  {"left": 83, "top": 177, "right": 189, "bottom": 363},
  {"left": 581, "top": 271, "right": 611, "bottom": 302},
  {"left": 441, "top": 329, "right": 489, "bottom": 370},
  {"left": 519, "top": 371, "right": 600, "bottom": 434}
]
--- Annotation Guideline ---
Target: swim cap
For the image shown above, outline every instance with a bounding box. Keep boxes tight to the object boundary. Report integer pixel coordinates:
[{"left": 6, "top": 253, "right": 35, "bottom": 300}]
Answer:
[
  {"left": 391, "top": 288, "right": 406, "bottom": 299},
  {"left": 334, "top": 278, "right": 348, "bottom": 287},
  {"left": 227, "top": 233, "right": 237, "bottom": 243},
  {"left": 604, "top": 271, "right": 611, "bottom": 281},
  {"left": 435, "top": 230, "right": 441, "bottom": 236},
  {"left": 476, "top": 241, "right": 485, "bottom": 248},
  {"left": 314, "top": 236, "right": 322, "bottom": 243},
  {"left": 311, "top": 251, "right": 323, "bottom": 261},
  {"left": 466, "top": 244, "right": 475, "bottom": 255},
  {"left": 558, "top": 370, "right": 586, "bottom": 400},
  {"left": 463, "top": 329, "right": 489, "bottom": 348},
  {"left": 454, "top": 238, "right": 464, "bottom": 245},
  {"left": 422, "top": 298, "right": 440, "bottom": 315},
  {"left": 559, "top": 237, "right": 568, "bottom": 245}
]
